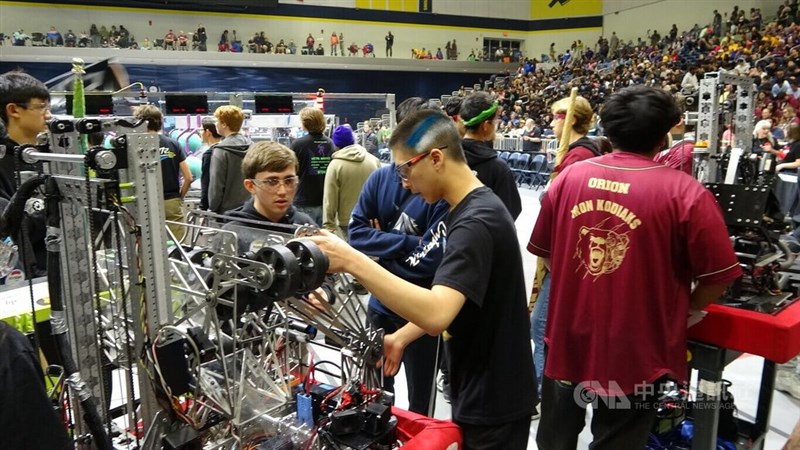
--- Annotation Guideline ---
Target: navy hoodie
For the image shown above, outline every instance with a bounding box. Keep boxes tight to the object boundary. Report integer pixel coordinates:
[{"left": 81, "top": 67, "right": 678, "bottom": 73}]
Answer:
[
  {"left": 461, "top": 139, "right": 522, "bottom": 220},
  {"left": 349, "top": 165, "right": 449, "bottom": 318},
  {"left": 223, "top": 198, "right": 315, "bottom": 254}
]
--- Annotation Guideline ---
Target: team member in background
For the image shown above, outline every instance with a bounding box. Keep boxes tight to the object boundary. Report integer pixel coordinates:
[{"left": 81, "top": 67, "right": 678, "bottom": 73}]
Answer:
[
  {"left": 362, "top": 122, "right": 379, "bottom": 158},
  {"left": 210, "top": 105, "right": 251, "bottom": 214},
  {"left": 529, "top": 86, "right": 741, "bottom": 450},
  {"left": 654, "top": 112, "right": 695, "bottom": 175},
  {"left": 459, "top": 91, "right": 522, "bottom": 220},
  {"left": 199, "top": 116, "right": 222, "bottom": 211},
  {"left": 322, "top": 124, "right": 381, "bottom": 238},
  {"left": 0, "top": 71, "right": 51, "bottom": 279},
  {"left": 312, "top": 110, "right": 537, "bottom": 448},
  {"left": 291, "top": 107, "right": 334, "bottom": 226},
  {"left": 529, "top": 94, "right": 600, "bottom": 395},
  {"left": 134, "top": 105, "right": 192, "bottom": 241}
]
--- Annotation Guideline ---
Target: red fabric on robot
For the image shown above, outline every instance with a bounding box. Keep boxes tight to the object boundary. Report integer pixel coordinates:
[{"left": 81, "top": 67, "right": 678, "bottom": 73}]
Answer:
[{"left": 391, "top": 407, "right": 462, "bottom": 449}]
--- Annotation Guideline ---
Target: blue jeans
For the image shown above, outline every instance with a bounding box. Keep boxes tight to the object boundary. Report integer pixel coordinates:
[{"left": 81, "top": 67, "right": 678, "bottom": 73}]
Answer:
[{"left": 530, "top": 272, "right": 550, "bottom": 393}]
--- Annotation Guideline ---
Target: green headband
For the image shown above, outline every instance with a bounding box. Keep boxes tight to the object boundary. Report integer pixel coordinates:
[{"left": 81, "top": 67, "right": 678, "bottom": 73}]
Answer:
[{"left": 461, "top": 102, "right": 498, "bottom": 127}]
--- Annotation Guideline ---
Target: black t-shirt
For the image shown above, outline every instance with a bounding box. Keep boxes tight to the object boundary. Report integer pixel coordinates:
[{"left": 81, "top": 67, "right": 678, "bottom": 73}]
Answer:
[
  {"left": 0, "top": 323, "right": 72, "bottom": 450},
  {"left": 522, "top": 126, "right": 542, "bottom": 152},
  {"left": 432, "top": 187, "right": 536, "bottom": 425},
  {"left": 0, "top": 136, "right": 42, "bottom": 201},
  {"left": 291, "top": 133, "right": 334, "bottom": 207},
  {"left": 0, "top": 137, "right": 48, "bottom": 279},
  {"left": 462, "top": 139, "right": 523, "bottom": 220},
  {"left": 783, "top": 141, "right": 800, "bottom": 164},
  {"left": 158, "top": 134, "right": 186, "bottom": 200}
]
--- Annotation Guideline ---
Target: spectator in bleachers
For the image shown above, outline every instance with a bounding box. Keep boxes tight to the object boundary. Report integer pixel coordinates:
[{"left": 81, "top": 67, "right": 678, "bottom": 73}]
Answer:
[
  {"left": 305, "top": 33, "right": 315, "bottom": 53},
  {"left": 219, "top": 30, "right": 230, "bottom": 52},
  {"left": 164, "top": 29, "right": 176, "bottom": 50},
  {"left": 195, "top": 24, "right": 207, "bottom": 51},
  {"left": 385, "top": 31, "right": 393, "bottom": 58},
  {"left": 249, "top": 32, "right": 262, "bottom": 53},
  {"left": 89, "top": 24, "right": 100, "bottom": 47},
  {"left": 78, "top": 30, "right": 90, "bottom": 47},
  {"left": 46, "top": 26, "right": 60, "bottom": 47},
  {"left": 276, "top": 39, "right": 287, "bottom": 54},
  {"left": 331, "top": 31, "right": 339, "bottom": 56},
  {"left": 178, "top": 31, "right": 189, "bottom": 51},
  {"left": 11, "top": 29, "right": 27, "bottom": 46},
  {"left": 64, "top": 30, "right": 76, "bottom": 47},
  {"left": 339, "top": 32, "right": 345, "bottom": 56},
  {"left": 520, "top": 118, "right": 543, "bottom": 153}
]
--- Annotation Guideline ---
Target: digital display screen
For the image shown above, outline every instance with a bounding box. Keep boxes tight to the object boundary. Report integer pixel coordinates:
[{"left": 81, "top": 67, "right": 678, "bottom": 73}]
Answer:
[
  {"left": 65, "top": 93, "right": 114, "bottom": 115},
  {"left": 254, "top": 95, "right": 294, "bottom": 114},
  {"left": 164, "top": 94, "right": 209, "bottom": 114}
]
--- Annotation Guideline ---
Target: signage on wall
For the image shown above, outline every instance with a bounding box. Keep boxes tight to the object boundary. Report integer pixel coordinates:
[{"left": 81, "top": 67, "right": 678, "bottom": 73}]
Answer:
[{"left": 531, "top": 0, "right": 601, "bottom": 19}]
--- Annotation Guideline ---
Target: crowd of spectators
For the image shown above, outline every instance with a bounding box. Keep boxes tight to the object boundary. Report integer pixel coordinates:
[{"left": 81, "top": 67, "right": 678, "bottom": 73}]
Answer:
[
  {"left": 456, "top": 3, "right": 800, "bottom": 145},
  {"left": 2, "top": 20, "right": 508, "bottom": 63}
]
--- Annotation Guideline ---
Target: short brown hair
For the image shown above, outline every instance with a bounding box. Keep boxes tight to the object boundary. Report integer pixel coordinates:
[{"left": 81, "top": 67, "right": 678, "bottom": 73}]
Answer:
[
  {"left": 299, "top": 107, "right": 325, "bottom": 134},
  {"left": 134, "top": 104, "right": 163, "bottom": 132},
  {"left": 242, "top": 141, "right": 298, "bottom": 179},
  {"left": 214, "top": 105, "right": 245, "bottom": 132},
  {"left": 551, "top": 95, "right": 594, "bottom": 135}
]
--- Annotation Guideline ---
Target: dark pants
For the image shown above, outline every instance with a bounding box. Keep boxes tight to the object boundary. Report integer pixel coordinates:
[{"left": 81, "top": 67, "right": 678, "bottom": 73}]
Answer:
[
  {"left": 368, "top": 308, "right": 438, "bottom": 415},
  {"left": 457, "top": 415, "right": 531, "bottom": 450},
  {"left": 536, "top": 376, "right": 658, "bottom": 450}
]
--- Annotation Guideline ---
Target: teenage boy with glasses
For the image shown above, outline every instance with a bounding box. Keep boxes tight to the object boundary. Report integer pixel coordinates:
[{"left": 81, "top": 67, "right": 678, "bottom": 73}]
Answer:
[
  {"left": 306, "top": 110, "right": 537, "bottom": 449},
  {"left": 0, "top": 71, "right": 52, "bottom": 279},
  {"left": 0, "top": 71, "right": 52, "bottom": 202},
  {"left": 224, "top": 141, "right": 314, "bottom": 253}
]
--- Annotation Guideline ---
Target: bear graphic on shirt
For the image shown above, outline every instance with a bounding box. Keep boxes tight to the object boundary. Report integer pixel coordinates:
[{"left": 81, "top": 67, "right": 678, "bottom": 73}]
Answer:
[{"left": 574, "top": 221, "right": 630, "bottom": 278}]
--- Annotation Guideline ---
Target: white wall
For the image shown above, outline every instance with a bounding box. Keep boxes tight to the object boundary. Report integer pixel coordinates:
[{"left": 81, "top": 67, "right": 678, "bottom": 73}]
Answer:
[
  {"left": 0, "top": 2, "right": 599, "bottom": 60},
  {"left": 602, "top": 0, "right": 784, "bottom": 43}
]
